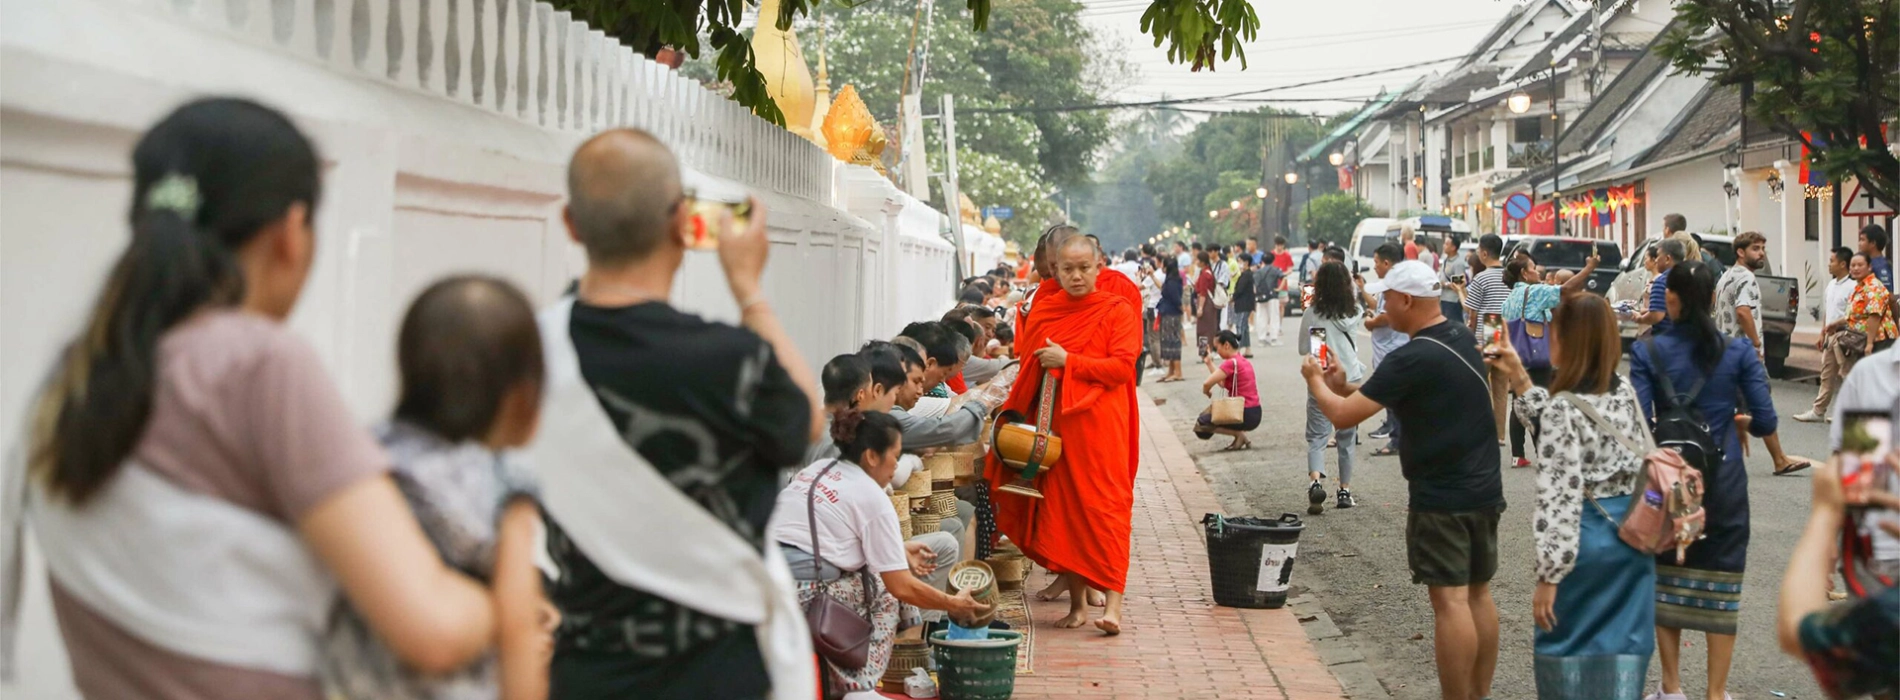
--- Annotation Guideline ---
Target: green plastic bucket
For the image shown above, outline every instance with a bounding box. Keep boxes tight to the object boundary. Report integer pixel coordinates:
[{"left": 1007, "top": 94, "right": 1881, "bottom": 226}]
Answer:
[{"left": 928, "top": 629, "right": 1022, "bottom": 700}]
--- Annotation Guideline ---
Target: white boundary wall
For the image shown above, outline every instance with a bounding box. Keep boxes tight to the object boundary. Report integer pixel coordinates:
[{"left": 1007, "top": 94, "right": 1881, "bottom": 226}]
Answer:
[{"left": 0, "top": 0, "right": 959, "bottom": 694}]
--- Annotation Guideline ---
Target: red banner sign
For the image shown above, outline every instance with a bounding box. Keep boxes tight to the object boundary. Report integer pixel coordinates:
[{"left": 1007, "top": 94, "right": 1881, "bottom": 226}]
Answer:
[{"left": 1527, "top": 201, "right": 1555, "bottom": 235}]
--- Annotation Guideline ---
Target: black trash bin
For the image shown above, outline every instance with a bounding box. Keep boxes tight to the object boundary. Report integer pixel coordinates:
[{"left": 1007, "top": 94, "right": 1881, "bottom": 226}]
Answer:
[{"left": 1201, "top": 513, "right": 1304, "bottom": 609}]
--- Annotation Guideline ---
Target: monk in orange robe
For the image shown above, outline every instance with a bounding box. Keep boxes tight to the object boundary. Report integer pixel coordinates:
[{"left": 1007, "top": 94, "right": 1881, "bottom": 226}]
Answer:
[{"left": 987, "top": 231, "right": 1142, "bottom": 634}]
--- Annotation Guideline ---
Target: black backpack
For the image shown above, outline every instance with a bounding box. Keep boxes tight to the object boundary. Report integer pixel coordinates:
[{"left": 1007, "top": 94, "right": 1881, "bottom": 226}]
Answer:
[{"left": 1643, "top": 339, "right": 1723, "bottom": 474}]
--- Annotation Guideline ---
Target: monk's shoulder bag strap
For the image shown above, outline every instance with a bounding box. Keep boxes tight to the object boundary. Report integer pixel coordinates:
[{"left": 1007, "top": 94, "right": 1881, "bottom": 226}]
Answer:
[{"left": 804, "top": 460, "right": 876, "bottom": 672}]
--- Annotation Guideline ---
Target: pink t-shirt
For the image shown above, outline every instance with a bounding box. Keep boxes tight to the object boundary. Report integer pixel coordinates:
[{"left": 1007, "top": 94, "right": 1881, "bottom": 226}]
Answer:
[
  {"left": 1219, "top": 356, "right": 1260, "bottom": 408},
  {"left": 48, "top": 311, "right": 388, "bottom": 700}
]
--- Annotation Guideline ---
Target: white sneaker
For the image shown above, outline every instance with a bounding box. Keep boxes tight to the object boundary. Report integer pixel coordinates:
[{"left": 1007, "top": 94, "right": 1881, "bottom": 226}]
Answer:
[
  {"left": 1641, "top": 687, "right": 1688, "bottom": 700},
  {"left": 1792, "top": 410, "right": 1828, "bottom": 423}
]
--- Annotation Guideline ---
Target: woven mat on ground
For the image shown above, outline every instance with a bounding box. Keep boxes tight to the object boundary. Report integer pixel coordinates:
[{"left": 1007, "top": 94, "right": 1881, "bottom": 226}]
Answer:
[{"left": 992, "top": 586, "right": 1034, "bottom": 676}]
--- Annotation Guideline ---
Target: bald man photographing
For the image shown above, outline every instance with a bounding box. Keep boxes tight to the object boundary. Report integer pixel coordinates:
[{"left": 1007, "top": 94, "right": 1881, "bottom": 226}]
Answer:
[{"left": 527, "top": 129, "right": 823, "bottom": 700}]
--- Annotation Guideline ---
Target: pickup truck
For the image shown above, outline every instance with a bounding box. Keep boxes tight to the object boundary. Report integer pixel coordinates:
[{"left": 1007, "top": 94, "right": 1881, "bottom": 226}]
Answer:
[{"left": 1758, "top": 272, "right": 1798, "bottom": 377}]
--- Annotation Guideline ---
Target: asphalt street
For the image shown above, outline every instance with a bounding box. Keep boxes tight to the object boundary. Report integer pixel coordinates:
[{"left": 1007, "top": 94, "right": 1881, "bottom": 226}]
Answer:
[{"left": 1142, "top": 319, "right": 1833, "bottom": 700}]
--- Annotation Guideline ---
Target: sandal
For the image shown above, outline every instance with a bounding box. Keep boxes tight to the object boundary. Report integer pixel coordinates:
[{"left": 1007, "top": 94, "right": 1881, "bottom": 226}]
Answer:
[
  {"left": 1371, "top": 446, "right": 1397, "bottom": 456},
  {"left": 1774, "top": 461, "right": 1814, "bottom": 476}
]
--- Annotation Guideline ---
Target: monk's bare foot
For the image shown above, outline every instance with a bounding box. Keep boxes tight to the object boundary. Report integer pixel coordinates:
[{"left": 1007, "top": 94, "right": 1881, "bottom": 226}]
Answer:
[
  {"left": 1055, "top": 610, "right": 1089, "bottom": 628},
  {"left": 1035, "top": 574, "right": 1070, "bottom": 602},
  {"left": 1087, "top": 588, "right": 1107, "bottom": 608},
  {"left": 1094, "top": 615, "right": 1122, "bottom": 636}
]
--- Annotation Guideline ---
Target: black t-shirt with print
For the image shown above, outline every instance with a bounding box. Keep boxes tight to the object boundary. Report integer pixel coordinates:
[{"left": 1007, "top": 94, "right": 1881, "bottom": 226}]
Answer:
[
  {"left": 545, "top": 300, "right": 811, "bottom": 699},
  {"left": 1357, "top": 319, "right": 1504, "bottom": 512}
]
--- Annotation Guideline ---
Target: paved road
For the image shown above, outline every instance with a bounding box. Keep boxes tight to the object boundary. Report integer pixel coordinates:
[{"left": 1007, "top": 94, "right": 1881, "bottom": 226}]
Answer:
[{"left": 1142, "top": 325, "right": 1830, "bottom": 700}]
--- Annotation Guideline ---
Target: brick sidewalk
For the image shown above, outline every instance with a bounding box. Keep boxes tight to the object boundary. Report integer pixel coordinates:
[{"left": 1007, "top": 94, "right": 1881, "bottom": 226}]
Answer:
[{"left": 1009, "top": 392, "right": 1347, "bottom": 700}]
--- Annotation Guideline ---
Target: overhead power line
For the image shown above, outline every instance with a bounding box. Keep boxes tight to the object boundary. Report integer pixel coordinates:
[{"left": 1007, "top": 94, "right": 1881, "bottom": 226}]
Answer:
[{"left": 960, "top": 52, "right": 1463, "bottom": 114}]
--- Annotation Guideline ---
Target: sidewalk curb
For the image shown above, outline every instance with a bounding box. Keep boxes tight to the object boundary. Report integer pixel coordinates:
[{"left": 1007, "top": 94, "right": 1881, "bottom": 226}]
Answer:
[{"left": 1136, "top": 391, "right": 1356, "bottom": 700}]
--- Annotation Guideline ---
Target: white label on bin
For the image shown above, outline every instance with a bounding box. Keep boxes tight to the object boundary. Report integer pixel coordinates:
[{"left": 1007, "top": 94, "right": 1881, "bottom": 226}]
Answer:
[{"left": 1256, "top": 542, "right": 1298, "bottom": 593}]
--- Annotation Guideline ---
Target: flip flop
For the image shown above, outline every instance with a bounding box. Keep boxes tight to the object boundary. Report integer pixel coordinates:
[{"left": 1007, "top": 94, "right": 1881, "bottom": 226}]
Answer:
[
  {"left": 1774, "top": 461, "right": 1814, "bottom": 476},
  {"left": 1371, "top": 446, "right": 1397, "bottom": 456}
]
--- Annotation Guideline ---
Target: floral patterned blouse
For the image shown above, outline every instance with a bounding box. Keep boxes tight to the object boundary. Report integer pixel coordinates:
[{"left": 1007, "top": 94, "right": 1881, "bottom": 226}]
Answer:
[
  {"left": 1846, "top": 276, "right": 1898, "bottom": 342},
  {"left": 1511, "top": 380, "right": 1646, "bottom": 584}
]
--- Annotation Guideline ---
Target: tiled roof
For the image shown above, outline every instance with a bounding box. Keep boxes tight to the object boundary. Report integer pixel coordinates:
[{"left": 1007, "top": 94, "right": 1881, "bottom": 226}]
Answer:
[
  {"left": 1558, "top": 21, "right": 1677, "bottom": 148},
  {"left": 1637, "top": 84, "right": 1741, "bottom": 165}
]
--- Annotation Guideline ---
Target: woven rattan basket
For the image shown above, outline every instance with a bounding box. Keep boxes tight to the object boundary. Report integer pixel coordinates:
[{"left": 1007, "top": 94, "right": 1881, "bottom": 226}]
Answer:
[
  {"left": 928, "top": 491, "right": 958, "bottom": 518},
  {"left": 897, "top": 469, "right": 932, "bottom": 497},
  {"left": 880, "top": 639, "right": 931, "bottom": 692},
  {"left": 913, "top": 510, "right": 942, "bottom": 534},
  {"left": 925, "top": 453, "right": 958, "bottom": 482}
]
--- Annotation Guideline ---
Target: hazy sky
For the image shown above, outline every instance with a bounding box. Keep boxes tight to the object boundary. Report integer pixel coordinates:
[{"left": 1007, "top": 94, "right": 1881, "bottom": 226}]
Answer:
[{"left": 1079, "top": 0, "right": 1521, "bottom": 116}]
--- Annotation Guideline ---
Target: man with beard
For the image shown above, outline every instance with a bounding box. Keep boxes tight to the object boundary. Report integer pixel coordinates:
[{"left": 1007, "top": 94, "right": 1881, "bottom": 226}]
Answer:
[{"left": 1717, "top": 231, "right": 1816, "bottom": 476}]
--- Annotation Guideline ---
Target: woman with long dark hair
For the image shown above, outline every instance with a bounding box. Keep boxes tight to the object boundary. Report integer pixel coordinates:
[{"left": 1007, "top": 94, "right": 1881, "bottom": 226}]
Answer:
[
  {"left": 1488, "top": 294, "right": 1655, "bottom": 699},
  {"left": 1156, "top": 255, "right": 1186, "bottom": 382},
  {"left": 1297, "top": 261, "right": 1367, "bottom": 514},
  {"left": 773, "top": 411, "right": 986, "bottom": 695},
  {"left": 1628, "top": 261, "right": 1776, "bottom": 700},
  {"left": 2, "top": 99, "right": 497, "bottom": 699},
  {"left": 1193, "top": 250, "right": 1222, "bottom": 372}
]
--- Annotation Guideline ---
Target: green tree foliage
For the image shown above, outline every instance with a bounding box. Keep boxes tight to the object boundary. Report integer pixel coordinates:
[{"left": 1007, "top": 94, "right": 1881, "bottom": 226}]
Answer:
[
  {"left": 826, "top": 0, "right": 1119, "bottom": 243},
  {"left": 550, "top": 0, "right": 1256, "bottom": 125},
  {"left": 1300, "top": 191, "right": 1382, "bottom": 248},
  {"left": 1656, "top": 0, "right": 1899, "bottom": 205},
  {"left": 1076, "top": 108, "right": 1187, "bottom": 251},
  {"left": 1143, "top": 108, "right": 1332, "bottom": 231}
]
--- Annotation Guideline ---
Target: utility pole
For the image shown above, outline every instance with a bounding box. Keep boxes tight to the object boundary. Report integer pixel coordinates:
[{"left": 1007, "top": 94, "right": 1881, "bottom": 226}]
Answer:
[{"left": 940, "top": 94, "right": 968, "bottom": 288}]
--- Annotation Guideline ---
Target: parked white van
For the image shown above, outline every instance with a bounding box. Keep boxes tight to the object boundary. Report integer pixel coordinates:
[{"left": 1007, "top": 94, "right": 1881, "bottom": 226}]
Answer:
[{"left": 1349, "top": 215, "right": 1473, "bottom": 282}]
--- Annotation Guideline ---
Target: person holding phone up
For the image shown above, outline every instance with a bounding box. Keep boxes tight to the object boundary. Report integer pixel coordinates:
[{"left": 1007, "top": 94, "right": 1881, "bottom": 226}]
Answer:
[
  {"left": 1298, "top": 261, "right": 1367, "bottom": 514},
  {"left": 1486, "top": 294, "right": 1656, "bottom": 700}
]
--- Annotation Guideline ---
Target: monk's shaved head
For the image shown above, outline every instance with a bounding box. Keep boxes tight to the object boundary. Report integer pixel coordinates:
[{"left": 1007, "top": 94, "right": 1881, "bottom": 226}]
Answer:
[{"left": 566, "top": 129, "right": 682, "bottom": 263}]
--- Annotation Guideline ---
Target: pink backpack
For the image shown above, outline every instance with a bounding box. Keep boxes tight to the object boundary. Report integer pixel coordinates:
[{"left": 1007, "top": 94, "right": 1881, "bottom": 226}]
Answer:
[{"left": 1559, "top": 393, "right": 1706, "bottom": 563}]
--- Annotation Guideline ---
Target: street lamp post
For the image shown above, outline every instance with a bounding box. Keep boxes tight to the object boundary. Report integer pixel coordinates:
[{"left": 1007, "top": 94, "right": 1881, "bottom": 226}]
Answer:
[{"left": 1506, "top": 63, "right": 1563, "bottom": 236}]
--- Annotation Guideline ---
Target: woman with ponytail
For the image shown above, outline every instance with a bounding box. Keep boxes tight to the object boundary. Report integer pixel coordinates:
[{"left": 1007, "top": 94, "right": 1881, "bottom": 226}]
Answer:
[
  {"left": 770, "top": 410, "right": 988, "bottom": 697},
  {"left": 1, "top": 99, "right": 498, "bottom": 699}
]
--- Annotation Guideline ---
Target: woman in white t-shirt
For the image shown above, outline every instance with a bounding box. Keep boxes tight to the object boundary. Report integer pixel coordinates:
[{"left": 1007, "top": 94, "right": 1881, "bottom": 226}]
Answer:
[{"left": 772, "top": 411, "right": 988, "bottom": 696}]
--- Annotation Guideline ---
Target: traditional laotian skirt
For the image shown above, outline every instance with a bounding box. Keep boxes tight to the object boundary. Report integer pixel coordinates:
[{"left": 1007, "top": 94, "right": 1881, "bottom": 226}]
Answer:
[
  {"left": 1655, "top": 565, "right": 1744, "bottom": 635},
  {"left": 795, "top": 574, "right": 901, "bottom": 693},
  {"left": 1158, "top": 313, "right": 1184, "bottom": 361},
  {"left": 1533, "top": 495, "right": 1655, "bottom": 700}
]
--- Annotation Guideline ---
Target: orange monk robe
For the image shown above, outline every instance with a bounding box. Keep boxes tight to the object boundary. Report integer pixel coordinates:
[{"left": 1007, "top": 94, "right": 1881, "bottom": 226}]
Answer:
[
  {"left": 1020, "top": 273, "right": 1143, "bottom": 480},
  {"left": 985, "top": 278, "right": 1143, "bottom": 594}
]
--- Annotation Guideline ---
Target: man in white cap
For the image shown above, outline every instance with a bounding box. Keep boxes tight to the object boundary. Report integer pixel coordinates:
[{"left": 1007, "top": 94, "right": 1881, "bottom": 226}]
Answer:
[{"left": 1302, "top": 260, "right": 1504, "bottom": 700}]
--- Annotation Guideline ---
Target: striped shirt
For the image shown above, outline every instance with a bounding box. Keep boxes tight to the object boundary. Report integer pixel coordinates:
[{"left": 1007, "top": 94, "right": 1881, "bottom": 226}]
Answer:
[{"left": 1463, "top": 267, "right": 1508, "bottom": 316}]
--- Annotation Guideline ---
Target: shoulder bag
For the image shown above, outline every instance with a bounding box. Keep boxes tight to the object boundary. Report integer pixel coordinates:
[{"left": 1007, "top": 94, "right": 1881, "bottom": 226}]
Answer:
[
  {"left": 1210, "top": 361, "right": 1246, "bottom": 426},
  {"left": 1557, "top": 392, "right": 1706, "bottom": 563},
  {"left": 803, "top": 460, "right": 877, "bottom": 671}
]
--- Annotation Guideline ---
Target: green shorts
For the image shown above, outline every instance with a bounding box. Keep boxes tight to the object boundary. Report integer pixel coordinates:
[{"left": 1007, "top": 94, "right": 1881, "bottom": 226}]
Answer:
[{"left": 1406, "top": 505, "right": 1504, "bottom": 587}]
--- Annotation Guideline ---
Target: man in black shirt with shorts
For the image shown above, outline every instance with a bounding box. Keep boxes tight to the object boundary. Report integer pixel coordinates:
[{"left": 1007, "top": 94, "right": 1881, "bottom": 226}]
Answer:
[{"left": 1301, "top": 260, "right": 1504, "bottom": 700}]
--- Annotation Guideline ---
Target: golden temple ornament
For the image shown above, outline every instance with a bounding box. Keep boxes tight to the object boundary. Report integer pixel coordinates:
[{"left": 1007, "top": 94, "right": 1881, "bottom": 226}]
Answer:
[{"left": 822, "top": 85, "right": 888, "bottom": 175}]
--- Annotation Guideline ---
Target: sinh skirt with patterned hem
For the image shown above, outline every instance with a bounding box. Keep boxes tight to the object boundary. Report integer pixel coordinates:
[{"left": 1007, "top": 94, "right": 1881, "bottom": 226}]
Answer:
[
  {"left": 1533, "top": 494, "right": 1655, "bottom": 700},
  {"left": 795, "top": 574, "right": 902, "bottom": 693},
  {"left": 1656, "top": 565, "right": 1744, "bottom": 635}
]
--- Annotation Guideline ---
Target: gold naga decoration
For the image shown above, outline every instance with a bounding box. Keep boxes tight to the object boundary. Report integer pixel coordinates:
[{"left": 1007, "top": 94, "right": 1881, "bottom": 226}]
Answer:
[{"left": 822, "top": 85, "right": 888, "bottom": 175}]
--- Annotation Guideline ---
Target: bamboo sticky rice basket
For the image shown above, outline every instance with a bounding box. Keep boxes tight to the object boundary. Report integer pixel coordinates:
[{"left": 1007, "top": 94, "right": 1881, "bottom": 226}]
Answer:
[
  {"left": 898, "top": 469, "right": 932, "bottom": 497},
  {"left": 880, "top": 639, "right": 931, "bottom": 692},
  {"left": 929, "top": 491, "right": 958, "bottom": 518},
  {"left": 912, "top": 510, "right": 942, "bottom": 534},
  {"left": 925, "top": 453, "right": 959, "bottom": 482}
]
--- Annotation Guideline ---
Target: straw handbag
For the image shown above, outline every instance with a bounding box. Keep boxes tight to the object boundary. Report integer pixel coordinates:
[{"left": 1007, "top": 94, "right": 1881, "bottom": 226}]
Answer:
[{"left": 1209, "top": 365, "right": 1246, "bottom": 426}]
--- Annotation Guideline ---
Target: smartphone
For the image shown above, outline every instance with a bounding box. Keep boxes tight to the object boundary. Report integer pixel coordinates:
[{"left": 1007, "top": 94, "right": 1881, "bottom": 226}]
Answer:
[
  {"left": 1301, "top": 284, "right": 1315, "bottom": 309},
  {"left": 685, "top": 196, "right": 754, "bottom": 250},
  {"left": 1481, "top": 313, "right": 1505, "bottom": 358},
  {"left": 1839, "top": 408, "right": 1899, "bottom": 596},
  {"left": 1839, "top": 410, "right": 1895, "bottom": 506},
  {"left": 1450, "top": 273, "right": 1467, "bottom": 285},
  {"left": 1309, "top": 327, "right": 1330, "bottom": 369}
]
